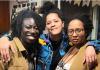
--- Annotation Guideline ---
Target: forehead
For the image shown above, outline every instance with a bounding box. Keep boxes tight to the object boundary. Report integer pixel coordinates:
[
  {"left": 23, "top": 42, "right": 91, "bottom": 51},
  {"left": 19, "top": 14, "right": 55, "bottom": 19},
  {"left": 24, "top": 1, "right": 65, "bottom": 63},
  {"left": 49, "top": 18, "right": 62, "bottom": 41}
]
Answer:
[
  {"left": 23, "top": 18, "right": 36, "bottom": 26},
  {"left": 68, "top": 19, "right": 84, "bottom": 29},
  {"left": 46, "top": 13, "right": 60, "bottom": 20}
]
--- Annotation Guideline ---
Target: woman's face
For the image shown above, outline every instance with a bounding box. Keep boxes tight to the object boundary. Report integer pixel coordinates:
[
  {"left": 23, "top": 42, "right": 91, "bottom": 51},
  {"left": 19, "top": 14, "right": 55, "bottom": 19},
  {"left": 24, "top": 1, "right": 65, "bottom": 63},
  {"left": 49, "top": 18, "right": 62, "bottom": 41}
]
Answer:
[
  {"left": 21, "top": 18, "right": 39, "bottom": 44},
  {"left": 67, "top": 19, "right": 86, "bottom": 46},
  {"left": 46, "top": 13, "right": 64, "bottom": 36}
]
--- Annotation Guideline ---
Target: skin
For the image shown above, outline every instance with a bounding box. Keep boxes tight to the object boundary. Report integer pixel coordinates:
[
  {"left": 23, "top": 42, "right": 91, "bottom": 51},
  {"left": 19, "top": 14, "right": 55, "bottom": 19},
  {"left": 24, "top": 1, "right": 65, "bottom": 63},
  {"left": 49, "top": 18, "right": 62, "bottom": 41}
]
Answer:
[
  {"left": 46, "top": 13, "right": 64, "bottom": 41},
  {"left": 45, "top": 14, "right": 96, "bottom": 68},
  {"left": 0, "top": 13, "right": 97, "bottom": 66},
  {"left": 0, "top": 17, "right": 40, "bottom": 62},
  {"left": 68, "top": 19, "right": 86, "bottom": 47},
  {"left": 67, "top": 19, "right": 97, "bottom": 66},
  {"left": 21, "top": 18, "right": 39, "bottom": 44}
]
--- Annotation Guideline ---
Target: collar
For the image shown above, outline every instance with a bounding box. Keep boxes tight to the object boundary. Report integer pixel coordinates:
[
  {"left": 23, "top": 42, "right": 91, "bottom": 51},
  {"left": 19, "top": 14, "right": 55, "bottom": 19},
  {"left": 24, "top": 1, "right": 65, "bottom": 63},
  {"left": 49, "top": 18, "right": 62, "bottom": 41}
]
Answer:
[{"left": 13, "top": 37, "right": 26, "bottom": 52}]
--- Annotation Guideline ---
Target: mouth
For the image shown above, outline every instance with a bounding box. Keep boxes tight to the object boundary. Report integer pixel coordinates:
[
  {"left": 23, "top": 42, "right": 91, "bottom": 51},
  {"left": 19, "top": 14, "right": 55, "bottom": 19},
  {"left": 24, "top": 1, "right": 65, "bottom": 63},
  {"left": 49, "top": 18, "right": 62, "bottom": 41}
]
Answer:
[
  {"left": 51, "top": 28, "right": 57, "bottom": 31},
  {"left": 26, "top": 35, "right": 38, "bottom": 40},
  {"left": 27, "top": 36, "right": 35, "bottom": 40},
  {"left": 72, "top": 39, "right": 78, "bottom": 42}
]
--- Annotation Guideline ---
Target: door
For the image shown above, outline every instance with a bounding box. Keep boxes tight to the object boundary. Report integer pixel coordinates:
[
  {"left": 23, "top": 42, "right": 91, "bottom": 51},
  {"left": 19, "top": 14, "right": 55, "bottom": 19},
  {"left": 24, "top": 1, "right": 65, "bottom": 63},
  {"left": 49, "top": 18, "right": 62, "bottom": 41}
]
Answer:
[{"left": 0, "top": 1, "right": 10, "bottom": 34}]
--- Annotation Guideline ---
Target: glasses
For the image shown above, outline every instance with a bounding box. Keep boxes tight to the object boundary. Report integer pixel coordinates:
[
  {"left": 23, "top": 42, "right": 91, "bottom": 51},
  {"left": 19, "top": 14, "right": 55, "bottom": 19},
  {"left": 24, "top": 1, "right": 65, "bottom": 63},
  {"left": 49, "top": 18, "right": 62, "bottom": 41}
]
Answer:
[{"left": 68, "top": 28, "right": 84, "bottom": 36}]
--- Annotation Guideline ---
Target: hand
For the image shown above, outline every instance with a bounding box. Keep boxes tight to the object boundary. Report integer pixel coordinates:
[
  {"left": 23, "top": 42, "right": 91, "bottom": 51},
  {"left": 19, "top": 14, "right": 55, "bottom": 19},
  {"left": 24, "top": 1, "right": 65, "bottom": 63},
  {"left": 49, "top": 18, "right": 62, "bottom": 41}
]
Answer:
[
  {"left": 0, "top": 36, "right": 11, "bottom": 62},
  {"left": 0, "top": 45, "right": 10, "bottom": 62},
  {"left": 83, "top": 46, "right": 97, "bottom": 68}
]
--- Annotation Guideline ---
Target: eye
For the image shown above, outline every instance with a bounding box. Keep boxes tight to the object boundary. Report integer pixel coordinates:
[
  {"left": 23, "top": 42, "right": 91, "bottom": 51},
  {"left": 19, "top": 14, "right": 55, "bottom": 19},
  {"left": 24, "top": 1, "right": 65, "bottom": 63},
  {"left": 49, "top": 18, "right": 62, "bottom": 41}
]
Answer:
[
  {"left": 54, "top": 20, "right": 58, "bottom": 22},
  {"left": 76, "top": 29, "right": 82, "bottom": 33},
  {"left": 34, "top": 26, "right": 38, "bottom": 30},
  {"left": 25, "top": 25, "right": 32, "bottom": 29},
  {"left": 68, "top": 29, "right": 73, "bottom": 34},
  {"left": 46, "top": 22, "right": 51, "bottom": 25}
]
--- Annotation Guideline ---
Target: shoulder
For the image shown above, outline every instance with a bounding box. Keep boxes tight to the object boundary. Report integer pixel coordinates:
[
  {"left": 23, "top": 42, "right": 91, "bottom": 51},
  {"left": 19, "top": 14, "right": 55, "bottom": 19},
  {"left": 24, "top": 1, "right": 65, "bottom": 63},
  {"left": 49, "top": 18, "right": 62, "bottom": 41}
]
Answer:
[{"left": 39, "top": 34, "right": 50, "bottom": 46}]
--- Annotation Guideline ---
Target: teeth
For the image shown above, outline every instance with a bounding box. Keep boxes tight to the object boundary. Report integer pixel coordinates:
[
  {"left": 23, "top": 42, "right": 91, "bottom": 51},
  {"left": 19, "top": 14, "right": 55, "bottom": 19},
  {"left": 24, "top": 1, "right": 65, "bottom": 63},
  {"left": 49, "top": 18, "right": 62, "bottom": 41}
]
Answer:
[{"left": 27, "top": 36, "right": 35, "bottom": 39}]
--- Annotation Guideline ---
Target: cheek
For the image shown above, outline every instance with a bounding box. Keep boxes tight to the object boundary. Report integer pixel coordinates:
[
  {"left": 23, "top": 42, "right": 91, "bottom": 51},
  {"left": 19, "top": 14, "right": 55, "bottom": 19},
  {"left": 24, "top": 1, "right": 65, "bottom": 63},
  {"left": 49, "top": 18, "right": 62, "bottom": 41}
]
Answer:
[
  {"left": 46, "top": 25, "right": 51, "bottom": 30},
  {"left": 58, "top": 22, "right": 63, "bottom": 26},
  {"left": 20, "top": 31, "right": 25, "bottom": 38},
  {"left": 78, "top": 33, "right": 86, "bottom": 41},
  {"left": 22, "top": 30, "right": 27, "bottom": 36},
  {"left": 56, "top": 23, "right": 63, "bottom": 30},
  {"left": 22, "top": 27, "right": 27, "bottom": 32},
  {"left": 58, "top": 26, "right": 63, "bottom": 32},
  {"left": 20, "top": 29, "right": 27, "bottom": 37},
  {"left": 68, "top": 36, "right": 73, "bottom": 41}
]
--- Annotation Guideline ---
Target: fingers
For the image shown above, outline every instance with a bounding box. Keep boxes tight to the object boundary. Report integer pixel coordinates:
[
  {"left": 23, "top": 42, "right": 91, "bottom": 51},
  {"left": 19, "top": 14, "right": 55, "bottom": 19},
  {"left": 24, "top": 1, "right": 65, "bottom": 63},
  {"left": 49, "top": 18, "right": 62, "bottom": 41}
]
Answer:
[
  {"left": 89, "top": 53, "right": 96, "bottom": 64},
  {"left": 0, "top": 36, "right": 11, "bottom": 62},
  {"left": 84, "top": 45, "right": 97, "bottom": 68},
  {"left": 88, "top": 58, "right": 98, "bottom": 69},
  {"left": 85, "top": 55, "right": 89, "bottom": 65},
  {"left": 85, "top": 56, "right": 94, "bottom": 69},
  {"left": 91, "top": 55, "right": 96, "bottom": 63},
  {"left": 0, "top": 46, "right": 10, "bottom": 63},
  {"left": 4, "top": 47, "right": 10, "bottom": 62},
  {"left": 85, "top": 53, "right": 97, "bottom": 64}
]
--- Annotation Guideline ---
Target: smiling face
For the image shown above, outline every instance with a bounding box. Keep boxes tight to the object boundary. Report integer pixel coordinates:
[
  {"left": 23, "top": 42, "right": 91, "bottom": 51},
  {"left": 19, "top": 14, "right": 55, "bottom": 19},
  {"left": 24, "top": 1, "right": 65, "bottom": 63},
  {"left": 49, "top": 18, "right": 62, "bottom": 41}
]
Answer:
[
  {"left": 68, "top": 19, "right": 86, "bottom": 46},
  {"left": 21, "top": 18, "right": 39, "bottom": 44},
  {"left": 46, "top": 13, "right": 64, "bottom": 36}
]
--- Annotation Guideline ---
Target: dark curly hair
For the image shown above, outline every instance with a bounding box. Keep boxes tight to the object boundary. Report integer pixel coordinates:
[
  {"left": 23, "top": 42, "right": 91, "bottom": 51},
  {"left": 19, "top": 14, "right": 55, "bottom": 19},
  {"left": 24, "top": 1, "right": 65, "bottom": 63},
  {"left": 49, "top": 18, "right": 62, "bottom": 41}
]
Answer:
[
  {"left": 64, "top": 14, "right": 93, "bottom": 38},
  {"left": 11, "top": 9, "right": 44, "bottom": 38},
  {"left": 40, "top": 1, "right": 65, "bottom": 28}
]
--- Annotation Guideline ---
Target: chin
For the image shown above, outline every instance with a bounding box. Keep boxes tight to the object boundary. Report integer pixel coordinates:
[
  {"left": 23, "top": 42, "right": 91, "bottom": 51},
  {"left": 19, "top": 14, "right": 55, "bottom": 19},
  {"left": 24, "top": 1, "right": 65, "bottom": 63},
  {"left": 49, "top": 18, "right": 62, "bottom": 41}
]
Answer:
[
  {"left": 51, "top": 32, "right": 61, "bottom": 35},
  {"left": 26, "top": 40, "right": 33, "bottom": 44},
  {"left": 72, "top": 42, "right": 79, "bottom": 45}
]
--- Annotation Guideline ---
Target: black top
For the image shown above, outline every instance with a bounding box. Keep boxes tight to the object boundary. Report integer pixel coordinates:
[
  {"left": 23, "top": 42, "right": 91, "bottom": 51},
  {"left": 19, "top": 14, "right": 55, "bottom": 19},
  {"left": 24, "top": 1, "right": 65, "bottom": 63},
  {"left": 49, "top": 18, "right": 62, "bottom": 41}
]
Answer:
[{"left": 49, "top": 38, "right": 62, "bottom": 70}]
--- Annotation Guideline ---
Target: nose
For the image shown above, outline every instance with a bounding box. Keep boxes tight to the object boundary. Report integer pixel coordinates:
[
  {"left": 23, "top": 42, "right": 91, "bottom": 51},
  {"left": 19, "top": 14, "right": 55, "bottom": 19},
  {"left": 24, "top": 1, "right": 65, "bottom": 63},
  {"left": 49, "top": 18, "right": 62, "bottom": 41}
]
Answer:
[
  {"left": 30, "top": 28, "right": 35, "bottom": 33},
  {"left": 72, "top": 31, "right": 77, "bottom": 37},
  {"left": 51, "top": 22, "right": 55, "bottom": 27}
]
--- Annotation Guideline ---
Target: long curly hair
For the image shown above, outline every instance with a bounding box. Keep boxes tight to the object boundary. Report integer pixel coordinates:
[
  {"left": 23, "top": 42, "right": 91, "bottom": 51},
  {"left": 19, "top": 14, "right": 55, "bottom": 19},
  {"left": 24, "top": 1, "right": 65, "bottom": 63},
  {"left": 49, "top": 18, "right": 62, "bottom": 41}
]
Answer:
[{"left": 11, "top": 9, "right": 44, "bottom": 38}]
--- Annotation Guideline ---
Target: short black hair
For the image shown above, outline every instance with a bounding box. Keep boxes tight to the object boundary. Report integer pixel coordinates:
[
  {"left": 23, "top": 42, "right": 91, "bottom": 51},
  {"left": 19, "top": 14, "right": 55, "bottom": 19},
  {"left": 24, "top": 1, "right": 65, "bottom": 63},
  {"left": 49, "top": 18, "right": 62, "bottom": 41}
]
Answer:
[
  {"left": 11, "top": 9, "right": 44, "bottom": 37},
  {"left": 64, "top": 14, "right": 93, "bottom": 38}
]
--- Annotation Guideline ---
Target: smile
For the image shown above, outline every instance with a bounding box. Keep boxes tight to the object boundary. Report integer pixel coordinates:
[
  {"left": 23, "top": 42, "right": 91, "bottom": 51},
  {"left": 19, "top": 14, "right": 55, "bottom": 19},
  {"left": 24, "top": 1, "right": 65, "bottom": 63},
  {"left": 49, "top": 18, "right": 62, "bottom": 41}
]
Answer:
[
  {"left": 27, "top": 36, "right": 35, "bottom": 40},
  {"left": 51, "top": 28, "right": 57, "bottom": 31}
]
